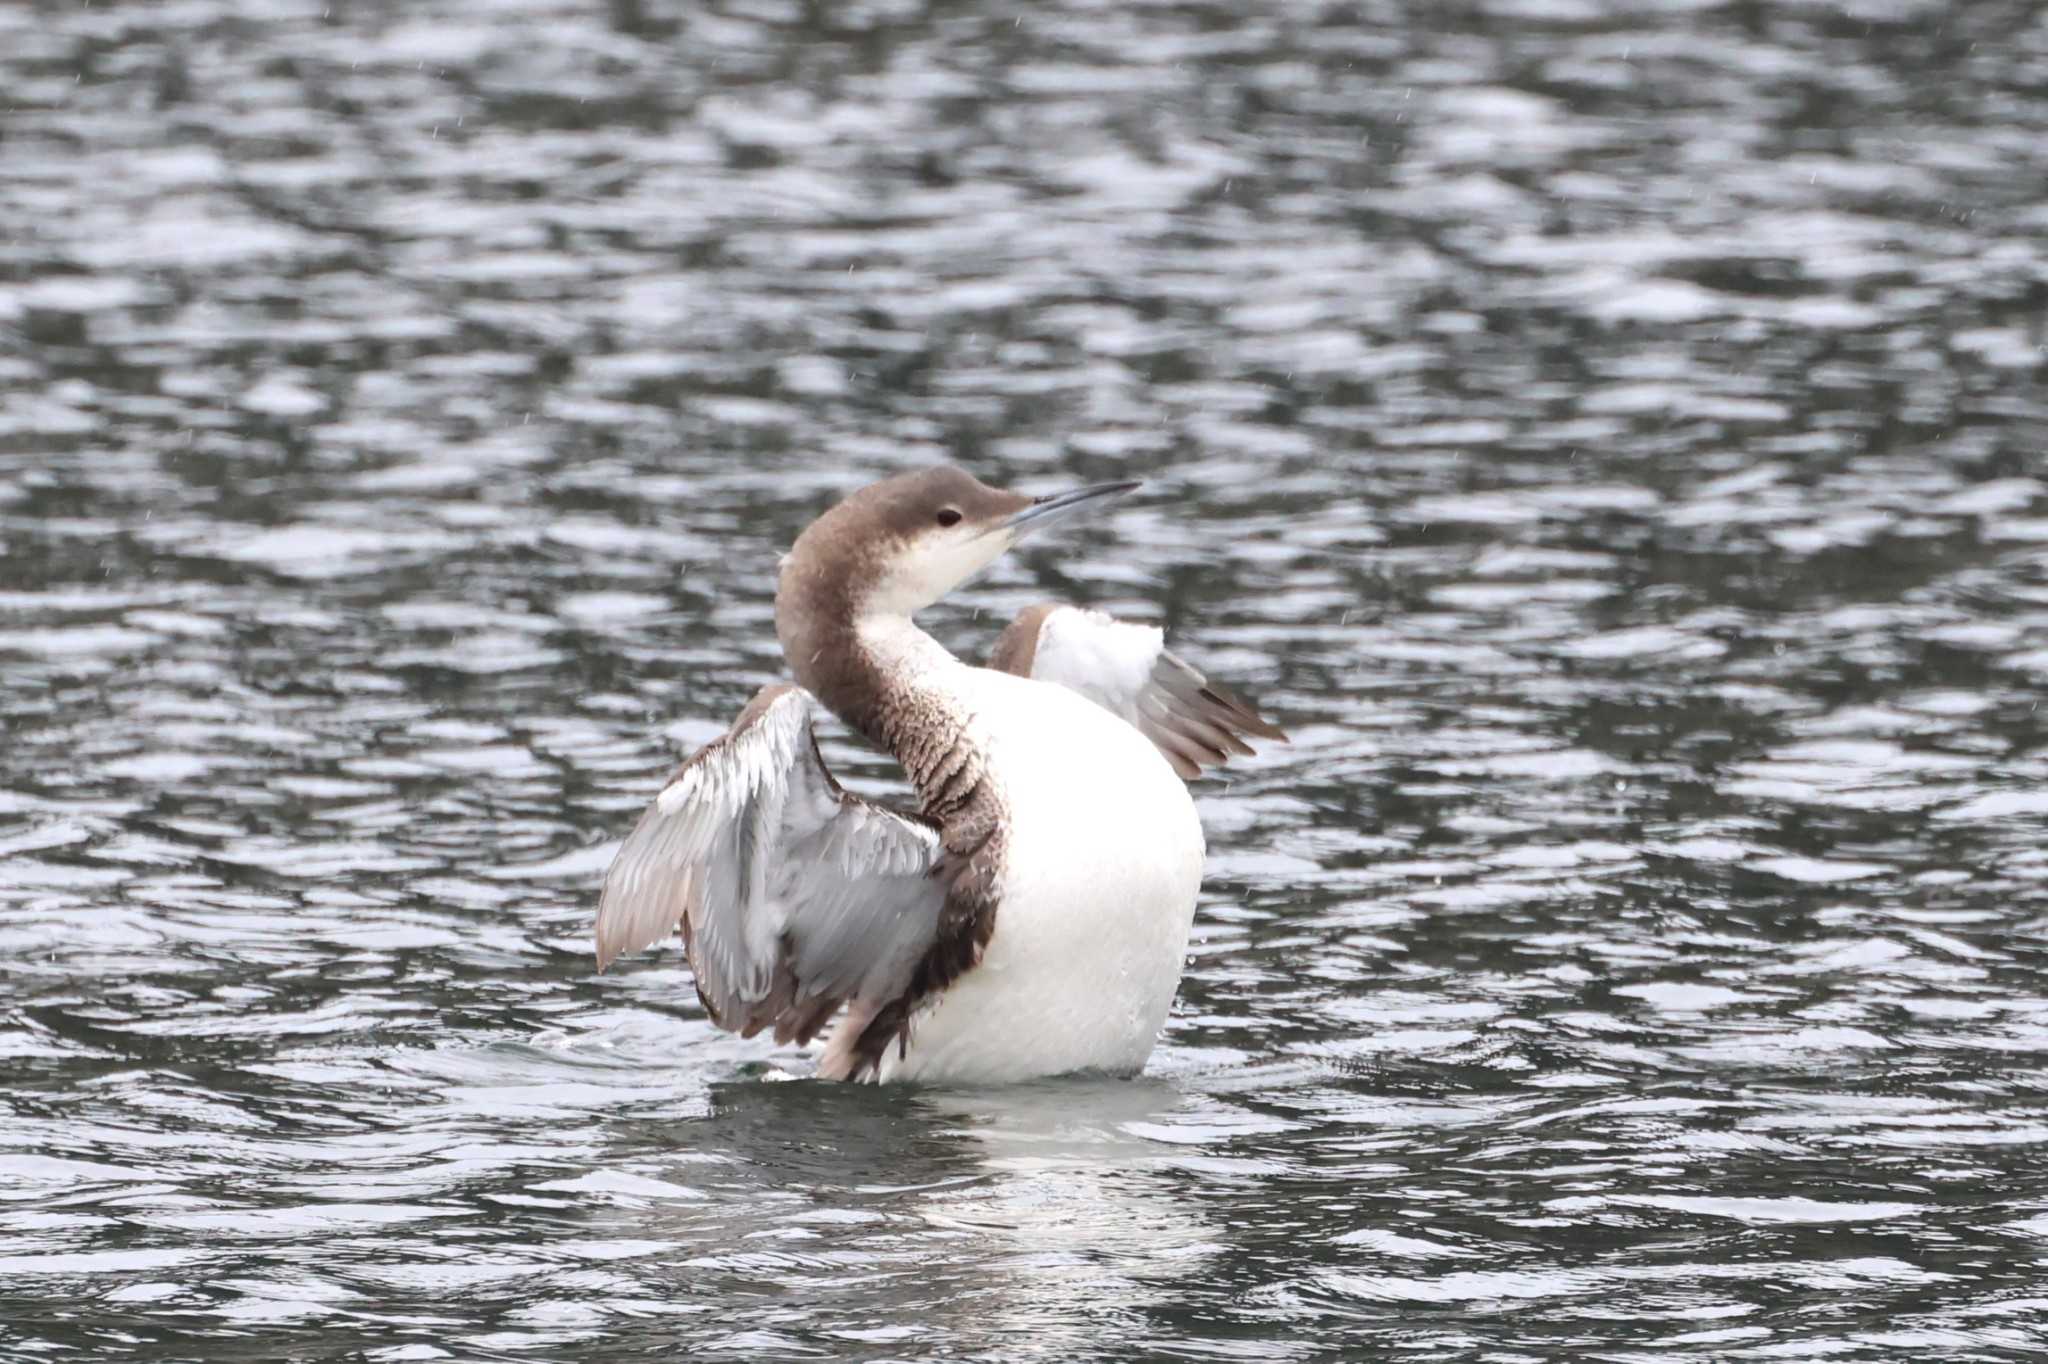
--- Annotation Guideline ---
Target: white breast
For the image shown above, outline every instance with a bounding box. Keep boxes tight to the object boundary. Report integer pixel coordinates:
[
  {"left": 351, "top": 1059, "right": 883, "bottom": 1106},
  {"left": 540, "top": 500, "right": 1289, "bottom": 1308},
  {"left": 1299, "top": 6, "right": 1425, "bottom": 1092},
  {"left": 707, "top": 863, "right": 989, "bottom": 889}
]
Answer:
[{"left": 882, "top": 664, "right": 1205, "bottom": 1084}]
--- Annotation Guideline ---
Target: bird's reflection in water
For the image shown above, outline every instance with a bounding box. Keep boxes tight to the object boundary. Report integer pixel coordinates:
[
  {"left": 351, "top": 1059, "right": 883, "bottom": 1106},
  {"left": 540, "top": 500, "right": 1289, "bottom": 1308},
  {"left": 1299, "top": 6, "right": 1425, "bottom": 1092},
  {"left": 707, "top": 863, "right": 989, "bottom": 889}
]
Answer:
[{"left": 620, "top": 1072, "right": 1225, "bottom": 1355}]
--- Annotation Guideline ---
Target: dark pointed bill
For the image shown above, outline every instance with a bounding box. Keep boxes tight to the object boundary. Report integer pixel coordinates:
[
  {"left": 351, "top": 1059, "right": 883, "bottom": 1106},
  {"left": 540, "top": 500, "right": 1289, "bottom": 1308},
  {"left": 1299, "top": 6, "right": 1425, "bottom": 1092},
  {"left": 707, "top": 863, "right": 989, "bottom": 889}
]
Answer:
[{"left": 997, "top": 480, "right": 1143, "bottom": 539}]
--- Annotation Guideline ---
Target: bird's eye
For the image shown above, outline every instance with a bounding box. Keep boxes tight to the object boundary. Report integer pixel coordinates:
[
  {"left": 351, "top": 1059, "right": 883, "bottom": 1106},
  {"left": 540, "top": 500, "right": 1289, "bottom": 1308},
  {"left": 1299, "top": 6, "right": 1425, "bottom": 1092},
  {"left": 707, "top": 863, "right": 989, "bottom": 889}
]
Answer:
[{"left": 935, "top": 507, "right": 962, "bottom": 527}]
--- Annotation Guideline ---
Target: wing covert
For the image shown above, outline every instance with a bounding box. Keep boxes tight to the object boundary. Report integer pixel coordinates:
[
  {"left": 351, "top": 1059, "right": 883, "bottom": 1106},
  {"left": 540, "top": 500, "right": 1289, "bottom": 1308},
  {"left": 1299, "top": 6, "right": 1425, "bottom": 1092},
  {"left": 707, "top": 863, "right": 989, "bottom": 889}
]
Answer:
[{"left": 594, "top": 685, "right": 946, "bottom": 1047}]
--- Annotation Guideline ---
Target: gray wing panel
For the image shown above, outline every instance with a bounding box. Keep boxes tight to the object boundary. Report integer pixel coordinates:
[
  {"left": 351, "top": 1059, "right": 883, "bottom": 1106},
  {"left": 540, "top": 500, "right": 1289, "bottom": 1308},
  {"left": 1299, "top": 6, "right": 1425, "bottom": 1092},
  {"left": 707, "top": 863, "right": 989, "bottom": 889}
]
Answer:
[{"left": 594, "top": 686, "right": 945, "bottom": 1045}]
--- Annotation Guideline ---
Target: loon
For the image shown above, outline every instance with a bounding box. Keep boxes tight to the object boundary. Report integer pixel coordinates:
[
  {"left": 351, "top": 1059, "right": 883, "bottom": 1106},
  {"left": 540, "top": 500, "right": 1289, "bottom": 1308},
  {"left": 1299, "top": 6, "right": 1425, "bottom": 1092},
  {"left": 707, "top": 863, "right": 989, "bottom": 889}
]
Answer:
[{"left": 594, "top": 466, "right": 1285, "bottom": 1083}]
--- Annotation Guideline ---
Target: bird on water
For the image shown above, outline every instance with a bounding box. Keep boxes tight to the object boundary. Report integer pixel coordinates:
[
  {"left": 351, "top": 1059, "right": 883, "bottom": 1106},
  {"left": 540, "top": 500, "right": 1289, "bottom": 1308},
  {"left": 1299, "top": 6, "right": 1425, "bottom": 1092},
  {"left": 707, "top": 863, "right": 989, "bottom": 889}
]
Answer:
[{"left": 594, "top": 466, "right": 1285, "bottom": 1084}]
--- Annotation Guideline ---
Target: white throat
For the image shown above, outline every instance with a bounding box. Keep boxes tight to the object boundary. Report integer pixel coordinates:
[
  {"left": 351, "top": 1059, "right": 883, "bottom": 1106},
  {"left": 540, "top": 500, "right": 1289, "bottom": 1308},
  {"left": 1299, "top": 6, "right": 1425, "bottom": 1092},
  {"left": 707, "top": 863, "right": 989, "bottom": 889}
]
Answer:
[
  {"left": 865, "top": 530, "right": 1011, "bottom": 618},
  {"left": 853, "top": 611, "right": 962, "bottom": 688}
]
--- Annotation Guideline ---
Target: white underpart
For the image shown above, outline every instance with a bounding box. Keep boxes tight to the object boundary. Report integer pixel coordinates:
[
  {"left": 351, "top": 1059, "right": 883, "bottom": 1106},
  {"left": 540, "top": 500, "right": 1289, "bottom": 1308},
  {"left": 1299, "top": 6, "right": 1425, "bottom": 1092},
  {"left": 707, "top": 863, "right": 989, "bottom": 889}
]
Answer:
[{"left": 856, "top": 617, "right": 1205, "bottom": 1085}]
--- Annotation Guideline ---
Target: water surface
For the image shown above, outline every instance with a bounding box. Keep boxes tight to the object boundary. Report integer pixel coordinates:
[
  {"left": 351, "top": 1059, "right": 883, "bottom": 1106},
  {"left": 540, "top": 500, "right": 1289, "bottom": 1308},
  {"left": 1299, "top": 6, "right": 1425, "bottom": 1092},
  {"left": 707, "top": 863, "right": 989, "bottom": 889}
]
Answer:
[{"left": 4, "top": 1, "right": 2047, "bottom": 1359}]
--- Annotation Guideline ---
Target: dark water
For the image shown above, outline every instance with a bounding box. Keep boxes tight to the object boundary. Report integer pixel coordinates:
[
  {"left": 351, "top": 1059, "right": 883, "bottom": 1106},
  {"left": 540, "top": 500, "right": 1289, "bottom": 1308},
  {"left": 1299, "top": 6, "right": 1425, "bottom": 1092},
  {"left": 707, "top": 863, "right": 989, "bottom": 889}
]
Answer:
[{"left": 4, "top": 1, "right": 2048, "bottom": 1358}]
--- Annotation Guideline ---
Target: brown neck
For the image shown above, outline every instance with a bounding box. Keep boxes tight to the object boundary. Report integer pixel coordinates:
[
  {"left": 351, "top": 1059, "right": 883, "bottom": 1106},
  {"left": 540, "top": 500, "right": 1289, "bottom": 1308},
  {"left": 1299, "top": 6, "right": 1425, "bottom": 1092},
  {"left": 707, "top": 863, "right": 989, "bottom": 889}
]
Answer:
[
  {"left": 778, "top": 600, "right": 984, "bottom": 821},
  {"left": 784, "top": 614, "right": 890, "bottom": 748},
  {"left": 777, "top": 546, "right": 878, "bottom": 743}
]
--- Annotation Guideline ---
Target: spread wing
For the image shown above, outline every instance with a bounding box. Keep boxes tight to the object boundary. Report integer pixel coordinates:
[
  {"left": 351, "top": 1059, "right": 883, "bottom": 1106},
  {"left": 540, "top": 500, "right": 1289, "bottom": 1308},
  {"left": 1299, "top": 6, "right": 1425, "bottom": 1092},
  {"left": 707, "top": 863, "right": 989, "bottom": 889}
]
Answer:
[
  {"left": 987, "top": 604, "right": 1287, "bottom": 779},
  {"left": 595, "top": 684, "right": 946, "bottom": 1048}
]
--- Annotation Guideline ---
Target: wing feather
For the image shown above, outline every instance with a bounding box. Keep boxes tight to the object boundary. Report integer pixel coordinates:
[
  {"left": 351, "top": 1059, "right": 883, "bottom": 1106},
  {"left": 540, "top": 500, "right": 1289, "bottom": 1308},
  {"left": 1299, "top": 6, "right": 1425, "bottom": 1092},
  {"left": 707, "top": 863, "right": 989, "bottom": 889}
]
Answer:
[
  {"left": 594, "top": 685, "right": 945, "bottom": 1048},
  {"left": 987, "top": 604, "right": 1286, "bottom": 779}
]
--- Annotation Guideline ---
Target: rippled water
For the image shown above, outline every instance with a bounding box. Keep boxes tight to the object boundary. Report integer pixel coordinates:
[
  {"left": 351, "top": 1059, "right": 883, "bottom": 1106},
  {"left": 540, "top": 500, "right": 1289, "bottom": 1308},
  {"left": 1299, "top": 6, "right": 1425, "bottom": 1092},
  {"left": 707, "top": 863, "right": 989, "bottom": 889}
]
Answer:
[{"left": 5, "top": 1, "right": 2048, "bottom": 1358}]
